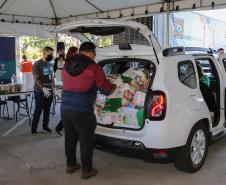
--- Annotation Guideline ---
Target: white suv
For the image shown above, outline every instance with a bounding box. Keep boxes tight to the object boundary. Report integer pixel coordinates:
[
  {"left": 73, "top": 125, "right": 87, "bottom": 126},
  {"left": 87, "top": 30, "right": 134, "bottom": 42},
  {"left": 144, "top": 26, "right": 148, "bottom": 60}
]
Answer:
[{"left": 54, "top": 19, "right": 226, "bottom": 173}]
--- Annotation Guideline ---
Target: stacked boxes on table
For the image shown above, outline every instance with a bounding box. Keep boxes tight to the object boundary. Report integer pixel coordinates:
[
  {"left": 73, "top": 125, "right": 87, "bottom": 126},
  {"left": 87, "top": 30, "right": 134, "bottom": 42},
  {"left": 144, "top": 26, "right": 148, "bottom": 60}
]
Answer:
[
  {"left": 0, "top": 83, "right": 22, "bottom": 94},
  {"left": 95, "top": 67, "right": 150, "bottom": 129}
]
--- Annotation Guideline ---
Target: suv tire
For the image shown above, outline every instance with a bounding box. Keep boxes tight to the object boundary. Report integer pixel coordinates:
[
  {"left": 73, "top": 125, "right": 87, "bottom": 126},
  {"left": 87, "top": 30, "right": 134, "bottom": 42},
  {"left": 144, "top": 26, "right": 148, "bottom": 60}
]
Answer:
[{"left": 174, "top": 122, "right": 209, "bottom": 173}]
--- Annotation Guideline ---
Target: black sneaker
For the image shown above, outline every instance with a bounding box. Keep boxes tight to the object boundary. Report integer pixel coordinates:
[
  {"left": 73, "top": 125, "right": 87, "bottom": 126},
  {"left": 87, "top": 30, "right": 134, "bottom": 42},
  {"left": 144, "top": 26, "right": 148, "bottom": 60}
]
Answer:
[
  {"left": 31, "top": 130, "right": 38, "bottom": 135},
  {"left": 42, "top": 127, "right": 52, "bottom": 134},
  {"left": 55, "top": 127, "right": 63, "bottom": 136}
]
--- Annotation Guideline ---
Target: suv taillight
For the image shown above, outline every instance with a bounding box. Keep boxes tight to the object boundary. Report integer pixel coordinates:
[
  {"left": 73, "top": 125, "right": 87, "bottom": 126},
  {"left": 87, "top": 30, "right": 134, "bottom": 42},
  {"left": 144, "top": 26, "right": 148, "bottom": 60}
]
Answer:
[{"left": 149, "top": 91, "right": 166, "bottom": 120}]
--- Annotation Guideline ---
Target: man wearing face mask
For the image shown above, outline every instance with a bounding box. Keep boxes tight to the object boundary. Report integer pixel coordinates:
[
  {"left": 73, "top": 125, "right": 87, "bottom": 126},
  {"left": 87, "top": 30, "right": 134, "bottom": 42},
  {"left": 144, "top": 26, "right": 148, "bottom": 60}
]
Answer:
[{"left": 31, "top": 46, "right": 54, "bottom": 135}]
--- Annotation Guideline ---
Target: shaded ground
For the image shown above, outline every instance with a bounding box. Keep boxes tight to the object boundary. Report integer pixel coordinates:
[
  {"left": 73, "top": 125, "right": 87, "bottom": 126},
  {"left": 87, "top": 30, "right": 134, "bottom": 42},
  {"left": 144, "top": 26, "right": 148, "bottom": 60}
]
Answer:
[{"left": 0, "top": 102, "right": 226, "bottom": 185}]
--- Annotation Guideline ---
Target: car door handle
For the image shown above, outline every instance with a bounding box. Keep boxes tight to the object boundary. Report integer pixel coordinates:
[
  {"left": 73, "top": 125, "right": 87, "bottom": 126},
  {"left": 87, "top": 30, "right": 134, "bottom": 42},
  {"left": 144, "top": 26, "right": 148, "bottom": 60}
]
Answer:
[{"left": 189, "top": 95, "right": 196, "bottom": 97}]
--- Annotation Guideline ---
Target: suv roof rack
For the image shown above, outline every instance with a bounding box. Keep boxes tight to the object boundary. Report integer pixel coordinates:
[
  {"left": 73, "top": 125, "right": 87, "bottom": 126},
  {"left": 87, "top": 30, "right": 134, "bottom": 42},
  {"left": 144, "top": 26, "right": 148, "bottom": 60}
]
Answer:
[{"left": 162, "top": 47, "right": 217, "bottom": 57}]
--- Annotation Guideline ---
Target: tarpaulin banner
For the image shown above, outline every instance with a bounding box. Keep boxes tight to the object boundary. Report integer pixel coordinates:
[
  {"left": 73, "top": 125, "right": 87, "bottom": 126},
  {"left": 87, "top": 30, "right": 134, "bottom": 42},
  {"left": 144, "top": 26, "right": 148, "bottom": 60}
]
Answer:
[{"left": 0, "top": 37, "right": 16, "bottom": 83}]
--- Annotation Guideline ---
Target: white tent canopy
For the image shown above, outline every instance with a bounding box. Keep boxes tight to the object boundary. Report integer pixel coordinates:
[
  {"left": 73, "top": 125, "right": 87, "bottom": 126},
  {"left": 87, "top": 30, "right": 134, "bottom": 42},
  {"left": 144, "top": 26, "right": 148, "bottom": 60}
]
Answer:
[
  {"left": 1, "top": 0, "right": 226, "bottom": 25},
  {"left": 0, "top": 22, "right": 54, "bottom": 38},
  {"left": 0, "top": 0, "right": 226, "bottom": 37}
]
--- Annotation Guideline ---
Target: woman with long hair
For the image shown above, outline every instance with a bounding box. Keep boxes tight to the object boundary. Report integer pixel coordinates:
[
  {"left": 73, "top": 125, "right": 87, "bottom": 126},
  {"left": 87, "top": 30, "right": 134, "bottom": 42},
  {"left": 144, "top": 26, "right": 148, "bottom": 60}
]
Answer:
[{"left": 55, "top": 46, "right": 78, "bottom": 136}]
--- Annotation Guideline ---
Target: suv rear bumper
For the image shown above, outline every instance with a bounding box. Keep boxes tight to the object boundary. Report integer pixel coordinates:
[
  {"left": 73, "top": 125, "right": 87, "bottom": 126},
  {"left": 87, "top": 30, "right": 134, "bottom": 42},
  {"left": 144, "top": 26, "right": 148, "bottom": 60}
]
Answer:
[{"left": 95, "top": 134, "right": 183, "bottom": 160}]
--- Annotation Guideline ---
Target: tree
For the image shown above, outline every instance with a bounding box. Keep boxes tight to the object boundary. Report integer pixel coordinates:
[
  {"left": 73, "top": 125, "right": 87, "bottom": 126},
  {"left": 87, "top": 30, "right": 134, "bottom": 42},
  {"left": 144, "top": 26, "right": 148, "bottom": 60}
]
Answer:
[{"left": 20, "top": 36, "right": 55, "bottom": 61}]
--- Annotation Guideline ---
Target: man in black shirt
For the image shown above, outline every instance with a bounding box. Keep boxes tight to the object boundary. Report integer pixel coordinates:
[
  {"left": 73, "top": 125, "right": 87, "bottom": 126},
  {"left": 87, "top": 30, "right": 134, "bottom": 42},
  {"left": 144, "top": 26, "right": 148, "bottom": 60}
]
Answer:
[{"left": 31, "top": 46, "right": 54, "bottom": 135}]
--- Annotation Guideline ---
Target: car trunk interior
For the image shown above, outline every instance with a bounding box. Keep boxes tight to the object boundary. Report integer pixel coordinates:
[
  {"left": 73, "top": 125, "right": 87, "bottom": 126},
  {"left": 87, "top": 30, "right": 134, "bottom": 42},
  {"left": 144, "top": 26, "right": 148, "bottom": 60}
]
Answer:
[{"left": 95, "top": 58, "right": 156, "bottom": 130}]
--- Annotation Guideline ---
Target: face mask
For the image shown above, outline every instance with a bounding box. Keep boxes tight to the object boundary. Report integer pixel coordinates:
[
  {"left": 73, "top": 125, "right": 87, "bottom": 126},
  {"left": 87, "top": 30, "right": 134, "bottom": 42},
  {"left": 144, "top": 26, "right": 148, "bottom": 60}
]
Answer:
[
  {"left": 59, "top": 54, "right": 65, "bottom": 58},
  {"left": 46, "top": 54, "right": 53, "bottom": 62}
]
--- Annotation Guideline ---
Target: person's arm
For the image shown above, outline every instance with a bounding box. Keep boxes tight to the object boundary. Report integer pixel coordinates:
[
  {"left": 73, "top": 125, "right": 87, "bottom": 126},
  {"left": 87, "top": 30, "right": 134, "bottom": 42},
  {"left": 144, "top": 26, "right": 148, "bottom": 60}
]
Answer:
[
  {"left": 32, "top": 62, "right": 44, "bottom": 89},
  {"left": 53, "top": 58, "right": 58, "bottom": 73},
  {"left": 51, "top": 74, "right": 55, "bottom": 90},
  {"left": 206, "top": 76, "right": 210, "bottom": 88},
  {"left": 49, "top": 63, "right": 55, "bottom": 90},
  {"left": 200, "top": 75, "right": 210, "bottom": 88},
  {"left": 33, "top": 62, "right": 52, "bottom": 97},
  {"left": 95, "top": 65, "right": 116, "bottom": 96}
]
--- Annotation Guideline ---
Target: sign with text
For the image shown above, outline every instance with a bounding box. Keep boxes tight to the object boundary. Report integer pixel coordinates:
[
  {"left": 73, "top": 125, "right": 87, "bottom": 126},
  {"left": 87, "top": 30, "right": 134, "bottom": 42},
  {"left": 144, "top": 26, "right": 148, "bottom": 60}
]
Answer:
[
  {"left": 173, "top": 17, "right": 184, "bottom": 37},
  {"left": 0, "top": 37, "right": 16, "bottom": 83}
]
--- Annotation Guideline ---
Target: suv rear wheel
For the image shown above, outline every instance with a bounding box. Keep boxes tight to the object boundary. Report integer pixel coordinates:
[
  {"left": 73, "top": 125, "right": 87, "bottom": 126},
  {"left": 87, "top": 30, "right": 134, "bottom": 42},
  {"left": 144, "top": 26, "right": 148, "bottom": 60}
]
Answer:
[{"left": 174, "top": 122, "right": 209, "bottom": 173}]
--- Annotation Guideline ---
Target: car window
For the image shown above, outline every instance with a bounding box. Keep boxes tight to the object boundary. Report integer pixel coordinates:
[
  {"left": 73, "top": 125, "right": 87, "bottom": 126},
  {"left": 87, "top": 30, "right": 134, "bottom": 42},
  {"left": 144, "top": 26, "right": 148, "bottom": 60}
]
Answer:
[
  {"left": 101, "top": 60, "right": 154, "bottom": 75},
  {"left": 196, "top": 58, "right": 220, "bottom": 93},
  {"left": 178, "top": 60, "right": 197, "bottom": 89},
  {"left": 196, "top": 59, "right": 213, "bottom": 76},
  {"left": 84, "top": 27, "right": 150, "bottom": 48}
]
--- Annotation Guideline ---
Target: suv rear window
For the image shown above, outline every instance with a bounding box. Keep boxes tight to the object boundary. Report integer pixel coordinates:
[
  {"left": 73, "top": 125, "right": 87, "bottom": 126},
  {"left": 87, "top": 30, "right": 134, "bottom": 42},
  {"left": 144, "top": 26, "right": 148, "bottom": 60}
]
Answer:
[
  {"left": 84, "top": 27, "right": 150, "bottom": 48},
  {"left": 178, "top": 60, "right": 197, "bottom": 89}
]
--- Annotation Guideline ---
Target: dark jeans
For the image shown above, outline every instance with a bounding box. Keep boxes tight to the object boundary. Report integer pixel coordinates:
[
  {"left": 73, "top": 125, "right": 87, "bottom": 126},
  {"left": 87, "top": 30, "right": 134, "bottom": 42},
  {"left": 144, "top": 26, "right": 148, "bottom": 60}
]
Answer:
[
  {"left": 31, "top": 91, "right": 53, "bottom": 131},
  {"left": 55, "top": 120, "right": 63, "bottom": 131},
  {"left": 61, "top": 111, "right": 97, "bottom": 173}
]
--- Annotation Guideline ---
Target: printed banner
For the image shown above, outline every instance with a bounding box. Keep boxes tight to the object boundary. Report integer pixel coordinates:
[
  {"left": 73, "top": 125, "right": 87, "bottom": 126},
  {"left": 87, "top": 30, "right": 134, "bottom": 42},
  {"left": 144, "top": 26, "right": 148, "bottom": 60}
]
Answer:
[
  {"left": 173, "top": 17, "right": 184, "bottom": 37},
  {"left": 0, "top": 37, "right": 16, "bottom": 83}
]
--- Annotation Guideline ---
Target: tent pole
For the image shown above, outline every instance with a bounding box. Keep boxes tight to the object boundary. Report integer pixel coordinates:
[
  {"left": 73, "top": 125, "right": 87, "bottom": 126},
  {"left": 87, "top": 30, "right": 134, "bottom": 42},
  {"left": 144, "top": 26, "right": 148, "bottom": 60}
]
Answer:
[
  {"left": 83, "top": 0, "right": 103, "bottom": 12},
  {"left": 0, "top": 0, "right": 7, "bottom": 9},
  {"left": 166, "top": 2, "right": 170, "bottom": 48},
  {"left": 55, "top": 33, "right": 59, "bottom": 54}
]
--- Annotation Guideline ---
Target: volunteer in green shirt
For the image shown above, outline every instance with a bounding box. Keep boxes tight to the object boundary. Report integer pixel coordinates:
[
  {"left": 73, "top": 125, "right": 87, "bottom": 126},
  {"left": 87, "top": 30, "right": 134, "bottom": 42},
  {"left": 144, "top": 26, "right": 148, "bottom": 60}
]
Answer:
[{"left": 197, "top": 65, "right": 210, "bottom": 88}]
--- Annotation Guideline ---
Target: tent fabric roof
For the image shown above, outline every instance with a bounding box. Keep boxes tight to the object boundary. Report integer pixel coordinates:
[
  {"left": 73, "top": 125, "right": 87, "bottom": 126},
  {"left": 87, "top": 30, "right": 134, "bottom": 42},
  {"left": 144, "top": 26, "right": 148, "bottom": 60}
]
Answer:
[
  {"left": 0, "top": 0, "right": 162, "bottom": 19},
  {"left": 0, "top": 22, "right": 54, "bottom": 38},
  {"left": 0, "top": 0, "right": 226, "bottom": 26},
  {"left": 0, "top": 0, "right": 226, "bottom": 37}
]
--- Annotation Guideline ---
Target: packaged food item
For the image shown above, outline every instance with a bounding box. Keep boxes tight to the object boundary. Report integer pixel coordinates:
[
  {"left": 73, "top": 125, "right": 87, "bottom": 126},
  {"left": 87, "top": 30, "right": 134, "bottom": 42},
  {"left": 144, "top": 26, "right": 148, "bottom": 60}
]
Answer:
[
  {"left": 121, "top": 68, "right": 148, "bottom": 82},
  {"left": 136, "top": 109, "right": 144, "bottom": 127},
  {"left": 0, "top": 85, "right": 8, "bottom": 94},
  {"left": 108, "top": 83, "right": 135, "bottom": 100},
  {"left": 15, "top": 84, "right": 21, "bottom": 93},
  {"left": 96, "top": 93, "right": 106, "bottom": 106},
  {"left": 122, "top": 107, "right": 137, "bottom": 125},
  {"left": 9, "top": 84, "right": 16, "bottom": 93},
  {"left": 95, "top": 104, "right": 103, "bottom": 122},
  {"left": 120, "top": 107, "right": 144, "bottom": 127},
  {"left": 99, "top": 112, "right": 120, "bottom": 125},
  {"left": 2, "top": 84, "right": 10, "bottom": 93},
  {"left": 8, "top": 83, "right": 22, "bottom": 93},
  {"left": 121, "top": 68, "right": 149, "bottom": 91},
  {"left": 133, "top": 91, "right": 146, "bottom": 108},
  {"left": 100, "top": 112, "right": 112, "bottom": 125},
  {"left": 104, "top": 83, "right": 135, "bottom": 110},
  {"left": 114, "top": 111, "right": 124, "bottom": 124},
  {"left": 103, "top": 98, "right": 122, "bottom": 112}
]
